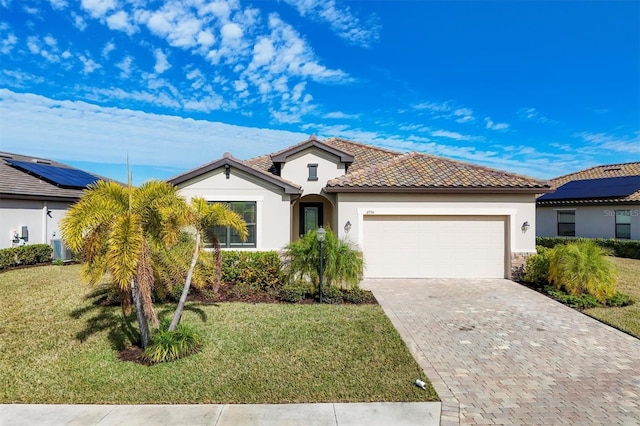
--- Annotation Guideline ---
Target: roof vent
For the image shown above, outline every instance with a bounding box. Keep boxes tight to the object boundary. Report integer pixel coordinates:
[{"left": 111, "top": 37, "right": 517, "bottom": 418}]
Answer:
[
  {"left": 33, "top": 159, "right": 52, "bottom": 165},
  {"left": 603, "top": 167, "right": 621, "bottom": 172},
  {"left": 0, "top": 153, "right": 13, "bottom": 159}
]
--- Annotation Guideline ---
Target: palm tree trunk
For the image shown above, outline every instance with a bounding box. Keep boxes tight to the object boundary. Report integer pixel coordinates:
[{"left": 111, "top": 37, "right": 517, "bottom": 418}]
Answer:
[
  {"left": 131, "top": 278, "right": 151, "bottom": 349},
  {"left": 169, "top": 231, "right": 200, "bottom": 331}
]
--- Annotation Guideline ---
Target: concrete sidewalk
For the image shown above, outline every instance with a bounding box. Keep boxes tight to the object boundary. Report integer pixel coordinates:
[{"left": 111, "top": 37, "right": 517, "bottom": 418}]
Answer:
[{"left": 1, "top": 402, "right": 441, "bottom": 425}]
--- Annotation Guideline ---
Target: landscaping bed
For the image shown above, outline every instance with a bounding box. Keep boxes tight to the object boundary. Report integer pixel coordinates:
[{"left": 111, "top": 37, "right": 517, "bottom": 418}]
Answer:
[{"left": 0, "top": 264, "right": 438, "bottom": 404}]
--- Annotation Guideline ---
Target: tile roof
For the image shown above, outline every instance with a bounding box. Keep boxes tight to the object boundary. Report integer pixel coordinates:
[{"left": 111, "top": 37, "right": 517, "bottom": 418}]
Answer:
[
  {"left": 326, "top": 152, "right": 549, "bottom": 192},
  {"left": 0, "top": 152, "right": 101, "bottom": 200},
  {"left": 538, "top": 162, "right": 640, "bottom": 205},
  {"left": 247, "top": 137, "right": 548, "bottom": 193}
]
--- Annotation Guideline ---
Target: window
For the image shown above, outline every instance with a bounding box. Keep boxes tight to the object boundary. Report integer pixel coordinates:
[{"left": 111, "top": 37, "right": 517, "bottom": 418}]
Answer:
[
  {"left": 557, "top": 211, "right": 575, "bottom": 237},
  {"left": 615, "top": 210, "right": 631, "bottom": 239},
  {"left": 307, "top": 163, "right": 318, "bottom": 181},
  {"left": 207, "top": 201, "right": 256, "bottom": 248}
]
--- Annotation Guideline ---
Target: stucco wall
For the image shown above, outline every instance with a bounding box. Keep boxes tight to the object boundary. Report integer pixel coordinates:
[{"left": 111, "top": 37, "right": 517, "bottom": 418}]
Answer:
[
  {"left": 0, "top": 199, "right": 71, "bottom": 249},
  {"left": 279, "top": 148, "right": 346, "bottom": 196},
  {"left": 176, "top": 167, "right": 292, "bottom": 250},
  {"left": 536, "top": 205, "right": 640, "bottom": 240},
  {"left": 335, "top": 192, "right": 538, "bottom": 255}
]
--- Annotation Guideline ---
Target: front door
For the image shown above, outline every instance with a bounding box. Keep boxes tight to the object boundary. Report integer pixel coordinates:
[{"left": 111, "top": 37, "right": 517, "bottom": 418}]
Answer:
[{"left": 299, "top": 202, "right": 323, "bottom": 237}]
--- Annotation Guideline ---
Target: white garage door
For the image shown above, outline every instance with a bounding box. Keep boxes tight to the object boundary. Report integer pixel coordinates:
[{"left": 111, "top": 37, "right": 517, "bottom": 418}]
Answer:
[{"left": 362, "top": 215, "right": 506, "bottom": 278}]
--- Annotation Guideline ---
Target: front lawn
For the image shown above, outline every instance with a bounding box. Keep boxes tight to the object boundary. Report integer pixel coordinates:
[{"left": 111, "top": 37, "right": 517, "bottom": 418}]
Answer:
[
  {"left": 0, "top": 264, "right": 437, "bottom": 404},
  {"left": 584, "top": 257, "right": 640, "bottom": 339}
]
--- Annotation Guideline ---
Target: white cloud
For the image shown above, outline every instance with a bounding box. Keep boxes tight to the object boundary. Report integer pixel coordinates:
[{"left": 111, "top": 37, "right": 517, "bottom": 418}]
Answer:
[
  {"left": 576, "top": 131, "right": 640, "bottom": 154},
  {"left": 1, "top": 33, "right": 17, "bottom": 54},
  {"left": 73, "top": 13, "right": 88, "bottom": 31},
  {"left": 323, "top": 111, "right": 360, "bottom": 119},
  {"left": 48, "top": 0, "right": 67, "bottom": 9},
  {"left": 153, "top": 49, "right": 171, "bottom": 74},
  {"left": 106, "top": 10, "right": 137, "bottom": 35},
  {"left": 485, "top": 117, "right": 509, "bottom": 131},
  {"left": 282, "top": 0, "right": 380, "bottom": 48},
  {"left": 431, "top": 129, "right": 473, "bottom": 141},
  {"left": 116, "top": 55, "right": 133, "bottom": 77},
  {"left": 221, "top": 22, "right": 243, "bottom": 39},
  {"left": 81, "top": 0, "right": 117, "bottom": 19},
  {"left": 0, "top": 89, "right": 308, "bottom": 181},
  {"left": 518, "top": 107, "right": 556, "bottom": 124},
  {"left": 102, "top": 41, "right": 115, "bottom": 58},
  {"left": 454, "top": 107, "right": 474, "bottom": 123},
  {"left": 78, "top": 54, "right": 101, "bottom": 74}
]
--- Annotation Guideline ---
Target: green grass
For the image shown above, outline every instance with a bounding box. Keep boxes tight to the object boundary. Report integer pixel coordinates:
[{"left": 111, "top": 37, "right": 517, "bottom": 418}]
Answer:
[
  {"left": 584, "top": 257, "right": 640, "bottom": 339},
  {"left": 0, "top": 264, "right": 437, "bottom": 404}
]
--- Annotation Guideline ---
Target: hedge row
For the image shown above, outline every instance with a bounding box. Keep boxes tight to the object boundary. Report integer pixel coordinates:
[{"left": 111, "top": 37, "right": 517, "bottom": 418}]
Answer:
[
  {"left": 220, "top": 250, "right": 282, "bottom": 290},
  {"left": 536, "top": 237, "right": 640, "bottom": 260},
  {"left": 0, "top": 244, "right": 53, "bottom": 270}
]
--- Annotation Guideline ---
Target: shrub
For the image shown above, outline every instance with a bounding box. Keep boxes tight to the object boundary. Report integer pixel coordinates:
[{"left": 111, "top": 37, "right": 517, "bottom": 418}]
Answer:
[
  {"left": 536, "top": 237, "right": 640, "bottom": 260},
  {"left": 607, "top": 292, "right": 634, "bottom": 308},
  {"left": 283, "top": 228, "right": 364, "bottom": 294},
  {"left": 0, "top": 244, "right": 53, "bottom": 270},
  {"left": 318, "top": 284, "right": 343, "bottom": 304},
  {"left": 278, "top": 280, "right": 310, "bottom": 303},
  {"left": 143, "top": 319, "right": 203, "bottom": 364},
  {"left": 548, "top": 241, "right": 618, "bottom": 303},
  {"left": 221, "top": 251, "right": 281, "bottom": 290},
  {"left": 544, "top": 286, "right": 600, "bottom": 309},
  {"left": 342, "top": 287, "right": 375, "bottom": 304},
  {"left": 523, "top": 246, "right": 552, "bottom": 285}
]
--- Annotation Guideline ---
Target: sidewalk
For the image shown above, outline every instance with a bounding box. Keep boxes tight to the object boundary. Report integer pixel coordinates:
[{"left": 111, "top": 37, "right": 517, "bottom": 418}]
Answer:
[{"left": 1, "top": 402, "right": 441, "bottom": 426}]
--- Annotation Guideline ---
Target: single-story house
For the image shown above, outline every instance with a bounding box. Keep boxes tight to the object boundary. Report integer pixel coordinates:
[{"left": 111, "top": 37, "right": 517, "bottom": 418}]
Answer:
[
  {"left": 536, "top": 162, "right": 640, "bottom": 240},
  {"left": 0, "top": 151, "right": 101, "bottom": 256},
  {"left": 168, "top": 136, "right": 550, "bottom": 279}
]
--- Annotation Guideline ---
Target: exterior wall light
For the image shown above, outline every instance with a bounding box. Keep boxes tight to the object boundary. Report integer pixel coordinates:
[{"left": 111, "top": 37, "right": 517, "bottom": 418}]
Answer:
[
  {"left": 521, "top": 221, "right": 530, "bottom": 233},
  {"left": 224, "top": 164, "right": 231, "bottom": 179},
  {"left": 344, "top": 220, "right": 352, "bottom": 234}
]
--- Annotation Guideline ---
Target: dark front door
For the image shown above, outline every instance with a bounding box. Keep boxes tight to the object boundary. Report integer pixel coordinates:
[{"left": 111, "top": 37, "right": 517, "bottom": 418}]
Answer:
[{"left": 299, "top": 202, "right": 323, "bottom": 237}]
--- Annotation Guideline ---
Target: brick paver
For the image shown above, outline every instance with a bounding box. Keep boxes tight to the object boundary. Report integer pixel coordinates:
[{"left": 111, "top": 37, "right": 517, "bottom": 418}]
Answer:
[{"left": 363, "top": 278, "right": 640, "bottom": 425}]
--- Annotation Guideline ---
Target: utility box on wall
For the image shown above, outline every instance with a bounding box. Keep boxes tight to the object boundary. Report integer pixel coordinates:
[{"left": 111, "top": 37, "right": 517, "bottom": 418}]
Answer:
[{"left": 21, "top": 225, "right": 28, "bottom": 242}]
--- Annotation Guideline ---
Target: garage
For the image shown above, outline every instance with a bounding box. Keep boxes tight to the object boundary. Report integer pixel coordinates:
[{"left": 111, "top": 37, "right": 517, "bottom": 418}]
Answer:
[{"left": 362, "top": 215, "right": 507, "bottom": 279}]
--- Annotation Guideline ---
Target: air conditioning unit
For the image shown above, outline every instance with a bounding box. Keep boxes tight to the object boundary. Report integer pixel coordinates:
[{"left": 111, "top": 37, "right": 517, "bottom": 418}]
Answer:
[{"left": 51, "top": 239, "right": 74, "bottom": 261}]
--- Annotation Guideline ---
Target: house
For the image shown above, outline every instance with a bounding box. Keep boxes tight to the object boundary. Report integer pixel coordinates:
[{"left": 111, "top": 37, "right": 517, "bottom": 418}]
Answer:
[
  {"left": 536, "top": 162, "right": 640, "bottom": 240},
  {"left": 0, "top": 152, "right": 101, "bottom": 255},
  {"left": 168, "top": 136, "right": 550, "bottom": 279}
]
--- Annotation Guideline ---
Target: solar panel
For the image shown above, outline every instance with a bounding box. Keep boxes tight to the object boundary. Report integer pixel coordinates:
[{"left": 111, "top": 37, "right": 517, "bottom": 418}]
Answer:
[
  {"left": 7, "top": 159, "right": 99, "bottom": 189},
  {"left": 539, "top": 176, "right": 640, "bottom": 201}
]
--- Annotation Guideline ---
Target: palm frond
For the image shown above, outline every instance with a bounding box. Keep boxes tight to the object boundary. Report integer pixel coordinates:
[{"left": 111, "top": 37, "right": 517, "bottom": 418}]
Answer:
[{"left": 107, "top": 212, "right": 144, "bottom": 290}]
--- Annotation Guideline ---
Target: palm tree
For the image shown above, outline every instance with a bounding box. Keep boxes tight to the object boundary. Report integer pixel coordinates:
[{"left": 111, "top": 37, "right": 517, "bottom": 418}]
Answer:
[
  {"left": 168, "top": 197, "right": 247, "bottom": 331},
  {"left": 61, "top": 180, "right": 189, "bottom": 348}
]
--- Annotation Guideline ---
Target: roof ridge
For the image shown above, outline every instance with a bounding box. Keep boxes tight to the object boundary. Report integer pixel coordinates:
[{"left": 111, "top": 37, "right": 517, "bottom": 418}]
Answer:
[
  {"left": 551, "top": 161, "right": 640, "bottom": 182},
  {"left": 324, "top": 137, "right": 404, "bottom": 156}
]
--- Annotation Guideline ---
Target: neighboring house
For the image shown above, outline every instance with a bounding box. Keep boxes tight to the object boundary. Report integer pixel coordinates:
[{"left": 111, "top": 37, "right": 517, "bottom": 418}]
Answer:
[
  {"left": 0, "top": 152, "right": 101, "bottom": 255},
  {"left": 168, "top": 136, "right": 549, "bottom": 279},
  {"left": 536, "top": 162, "right": 640, "bottom": 240}
]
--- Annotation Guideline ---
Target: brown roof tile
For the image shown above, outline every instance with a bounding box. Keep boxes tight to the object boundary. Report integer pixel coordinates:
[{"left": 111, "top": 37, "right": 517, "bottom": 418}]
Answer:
[{"left": 326, "top": 152, "right": 549, "bottom": 192}]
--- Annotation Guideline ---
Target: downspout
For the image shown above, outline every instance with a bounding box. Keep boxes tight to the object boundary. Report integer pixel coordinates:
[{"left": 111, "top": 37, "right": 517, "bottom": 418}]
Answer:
[{"left": 42, "top": 201, "right": 48, "bottom": 245}]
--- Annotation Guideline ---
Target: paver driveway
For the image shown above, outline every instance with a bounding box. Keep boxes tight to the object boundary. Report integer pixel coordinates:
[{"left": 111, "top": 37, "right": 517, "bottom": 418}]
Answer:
[{"left": 363, "top": 278, "right": 640, "bottom": 425}]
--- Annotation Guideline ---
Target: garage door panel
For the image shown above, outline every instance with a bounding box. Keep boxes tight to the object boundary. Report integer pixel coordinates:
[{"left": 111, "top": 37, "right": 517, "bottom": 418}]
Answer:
[{"left": 363, "top": 215, "right": 506, "bottom": 279}]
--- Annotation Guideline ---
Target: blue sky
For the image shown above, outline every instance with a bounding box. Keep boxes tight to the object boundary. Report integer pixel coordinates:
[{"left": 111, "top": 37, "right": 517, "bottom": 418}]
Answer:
[{"left": 0, "top": 0, "right": 638, "bottom": 185}]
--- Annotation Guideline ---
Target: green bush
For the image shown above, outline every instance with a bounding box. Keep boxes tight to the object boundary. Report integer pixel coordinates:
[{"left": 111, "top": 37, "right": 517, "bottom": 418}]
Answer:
[
  {"left": 523, "top": 246, "right": 552, "bottom": 285},
  {"left": 0, "top": 244, "right": 53, "bottom": 270},
  {"left": 283, "top": 228, "right": 364, "bottom": 292},
  {"left": 548, "top": 241, "right": 618, "bottom": 303},
  {"left": 318, "top": 284, "right": 343, "bottom": 304},
  {"left": 537, "top": 237, "right": 640, "bottom": 260},
  {"left": 278, "top": 280, "right": 310, "bottom": 303},
  {"left": 221, "top": 251, "right": 282, "bottom": 290},
  {"left": 342, "top": 287, "right": 375, "bottom": 304},
  {"left": 606, "top": 292, "right": 634, "bottom": 307},
  {"left": 143, "top": 319, "right": 203, "bottom": 364},
  {"left": 544, "top": 286, "right": 600, "bottom": 309}
]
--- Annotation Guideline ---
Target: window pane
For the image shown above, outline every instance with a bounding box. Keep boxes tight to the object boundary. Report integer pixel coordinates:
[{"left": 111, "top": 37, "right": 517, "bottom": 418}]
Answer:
[
  {"left": 206, "top": 201, "right": 256, "bottom": 248},
  {"left": 558, "top": 223, "right": 575, "bottom": 237},
  {"left": 557, "top": 211, "right": 575, "bottom": 223},
  {"left": 616, "top": 224, "right": 631, "bottom": 239},
  {"left": 616, "top": 210, "right": 631, "bottom": 225}
]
